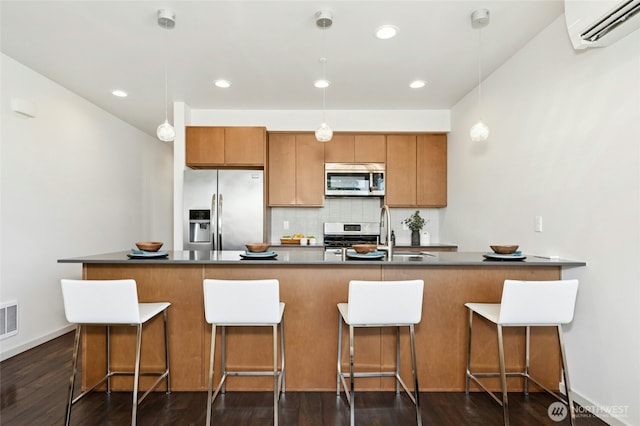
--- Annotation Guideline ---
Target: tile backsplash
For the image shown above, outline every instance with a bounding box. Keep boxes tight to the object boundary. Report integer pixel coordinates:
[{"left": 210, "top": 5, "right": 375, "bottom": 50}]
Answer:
[{"left": 269, "top": 198, "right": 440, "bottom": 245}]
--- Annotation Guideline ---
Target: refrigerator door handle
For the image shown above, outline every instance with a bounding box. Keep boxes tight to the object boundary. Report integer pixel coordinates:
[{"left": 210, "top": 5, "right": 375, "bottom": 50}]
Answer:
[
  {"left": 211, "top": 193, "right": 217, "bottom": 250},
  {"left": 217, "top": 193, "right": 223, "bottom": 250}
]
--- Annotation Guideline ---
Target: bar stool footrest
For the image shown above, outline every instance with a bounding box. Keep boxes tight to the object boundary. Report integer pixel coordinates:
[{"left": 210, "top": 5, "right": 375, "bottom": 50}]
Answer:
[
  {"left": 212, "top": 370, "right": 285, "bottom": 403},
  {"left": 338, "top": 371, "right": 417, "bottom": 405},
  {"left": 466, "top": 371, "right": 573, "bottom": 408}
]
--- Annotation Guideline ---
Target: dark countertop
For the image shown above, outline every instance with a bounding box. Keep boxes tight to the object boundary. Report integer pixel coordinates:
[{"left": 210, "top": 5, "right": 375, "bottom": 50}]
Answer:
[
  {"left": 58, "top": 249, "right": 585, "bottom": 267},
  {"left": 270, "top": 243, "right": 459, "bottom": 249}
]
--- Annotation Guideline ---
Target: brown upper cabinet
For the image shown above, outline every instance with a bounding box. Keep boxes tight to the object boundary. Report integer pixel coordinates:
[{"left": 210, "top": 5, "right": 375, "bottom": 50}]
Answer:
[
  {"left": 386, "top": 134, "right": 447, "bottom": 207},
  {"left": 268, "top": 133, "right": 325, "bottom": 207},
  {"left": 186, "top": 126, "right": 266, "bottom": 167},
  {"left": 324, "top": 134, "right": 386, "bottom": 163}
]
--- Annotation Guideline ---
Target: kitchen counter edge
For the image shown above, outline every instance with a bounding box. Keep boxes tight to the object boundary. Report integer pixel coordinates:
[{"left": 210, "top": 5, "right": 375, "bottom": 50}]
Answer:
[{"left": 58, "top": 250, "right": 586, "bottom": 267}]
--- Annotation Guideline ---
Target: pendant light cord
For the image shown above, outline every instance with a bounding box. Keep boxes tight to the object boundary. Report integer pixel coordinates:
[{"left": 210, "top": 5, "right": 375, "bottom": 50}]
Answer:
[
  {"left": 163, "top": 19, "right": 169, "bottom": 122},
  {"left": 321, "top": 21, "right": 328, "bottom": 123},
  {"left": 477, "top": 28, "right": 483, "bottom": 118},
  {"left": 322, "top": 57, "right": 327, "bottom": 122}
]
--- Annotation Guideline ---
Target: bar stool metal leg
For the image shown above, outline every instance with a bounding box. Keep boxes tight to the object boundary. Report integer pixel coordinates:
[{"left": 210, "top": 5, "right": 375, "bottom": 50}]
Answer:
[
  {"left": 558, "top": 325, "right": 576, "bottom": 425},
  {"left": 106, "top": 325, "right": 111, "bottom": 393},
  {"left": 163, "top": 309, "right": 171, "bottom": 393},
  {"left": 336, "top": 313, "right": 343, "bottom": 396},
  {"left": 409, "top": 324, "right": 422, "bottom": 426},
  {"left": 280, "top": 317, "right": 286, "bottom": 393},
  {"left": 524, "top": 326, "right": 531, "bottom": 396},
  {"left": 497, "top": 325, "right": 510, "bottom": 426},
  {"left": 349, "top": 324, "right": 355, "bottom": 426},
  {"left": 131, "top": 325, "right": 142, "bottom": 426},
  {"left": 395, "top": 327, "right": 401, "bottom": 394},
  {"left": 465, "top": 308, "right": 473, "bottom": 394},
  {"left": 221, "top": 326, "right": 227, "bottom": 394},
  {"left": 273, "top": 324, "right": 279, "bottom": 425},
  {"left": 65, "top": 325, "right": 82, "bottom": 426},
  {"left": 206, "top": 324, "right": 217, "bottom": 426}
]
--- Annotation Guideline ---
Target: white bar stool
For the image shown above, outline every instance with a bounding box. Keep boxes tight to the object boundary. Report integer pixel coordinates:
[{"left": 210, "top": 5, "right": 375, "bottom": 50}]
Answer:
[
  {"left": 465, "top": 279, "right": 579, "bottom": 426},
  {"left": 337, "top": 279, "right": 424, "bottom": 426},
  {"left": 203, "top": 278, "right": 285, "bottom": 426},
  {"left": 60, "top": 279, "right": 171, "bottom": 426}
]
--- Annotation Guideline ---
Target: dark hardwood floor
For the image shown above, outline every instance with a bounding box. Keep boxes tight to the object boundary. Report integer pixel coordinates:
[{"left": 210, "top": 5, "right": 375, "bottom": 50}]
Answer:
[{"left": 1, "top": 332, "right": 608, "bottom": 425}]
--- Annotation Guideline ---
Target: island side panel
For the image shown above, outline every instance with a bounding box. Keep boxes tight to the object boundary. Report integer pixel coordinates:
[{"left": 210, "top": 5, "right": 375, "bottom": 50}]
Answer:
[
  {"left": 83, "top": 264, "right": 205, "bottom": 391},
  {"left": 381, "top": 265, "right": 562, "bottom": 392}
]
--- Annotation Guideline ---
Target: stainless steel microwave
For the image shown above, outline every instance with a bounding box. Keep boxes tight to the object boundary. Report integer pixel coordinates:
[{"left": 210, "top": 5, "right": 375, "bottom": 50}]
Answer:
[{"left": 325, "top": 163, "right": 385, "bottom": 197}]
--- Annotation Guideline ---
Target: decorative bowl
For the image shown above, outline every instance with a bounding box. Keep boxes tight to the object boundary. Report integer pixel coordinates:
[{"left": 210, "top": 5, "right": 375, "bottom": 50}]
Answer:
[
  {"left": 246, "top": 243, "right": 270, "bottom": 253},
  {"left": 490, "top": 245, "right": 519, "bottom": 254},
  {"left": 352, "top": 244, "right": 378, "bottom": 254},
  {"left": 135, "top": 241, "right": 163, "bottom": 252}
]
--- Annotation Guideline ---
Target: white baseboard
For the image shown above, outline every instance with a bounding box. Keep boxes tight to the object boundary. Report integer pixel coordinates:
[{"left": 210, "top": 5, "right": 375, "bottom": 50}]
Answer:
[
  {"left": 0, "top": 325, "right": 75, "bottom": 362},
  {"left": 571, "top": 390, "right": 632, "bottom": 426},
  {"left": 561, "top": 382, "right": 631, "bottom": 426}
]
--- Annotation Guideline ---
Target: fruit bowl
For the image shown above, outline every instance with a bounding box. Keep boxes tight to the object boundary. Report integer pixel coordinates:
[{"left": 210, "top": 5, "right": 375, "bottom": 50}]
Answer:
[
  {"left": 135, "top": 241, "right": 163, "bottom": 252},
  {"left": 246, "top": 243, "right": 270, "bottom": 253},
  {"left": 490, "top": 245, "right": 519, "bottom": 254},
  {"left": 352, "top": 244, "right": 378, "bottom": 254}
]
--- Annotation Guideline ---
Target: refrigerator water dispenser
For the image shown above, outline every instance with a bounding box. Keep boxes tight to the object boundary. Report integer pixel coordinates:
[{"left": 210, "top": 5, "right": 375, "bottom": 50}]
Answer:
[{"left": 189, "top": 209, "right": 211, "bottom": 243}]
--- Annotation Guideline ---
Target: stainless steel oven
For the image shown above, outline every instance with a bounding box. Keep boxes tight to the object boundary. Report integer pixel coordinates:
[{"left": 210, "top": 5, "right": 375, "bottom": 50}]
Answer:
[
  {"left": 325, "top": 163, "right": 385, "bottom": 197},
  {"left": 323, "top": 222, "right": 381, "bottom": 249}
]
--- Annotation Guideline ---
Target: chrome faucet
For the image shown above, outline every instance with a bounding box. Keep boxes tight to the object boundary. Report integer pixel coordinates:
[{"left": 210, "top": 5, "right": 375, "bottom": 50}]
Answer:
[{"left": 379, "top": 204, "right": 393, "bottom": 259}]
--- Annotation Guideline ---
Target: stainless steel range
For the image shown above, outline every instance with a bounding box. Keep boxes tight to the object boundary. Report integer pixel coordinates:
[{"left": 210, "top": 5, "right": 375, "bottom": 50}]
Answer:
[{"left": 323, "top": 222, "right": 381, "bottom": 248}]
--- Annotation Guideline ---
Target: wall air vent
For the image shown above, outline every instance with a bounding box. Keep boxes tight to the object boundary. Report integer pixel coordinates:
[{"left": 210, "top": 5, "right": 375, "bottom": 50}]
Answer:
[
  {"left": 565, "top": 0, "right": 640, "bottom": 50},
  {"left": 0, "top": 302, "right": 18, "bottom": 340}
]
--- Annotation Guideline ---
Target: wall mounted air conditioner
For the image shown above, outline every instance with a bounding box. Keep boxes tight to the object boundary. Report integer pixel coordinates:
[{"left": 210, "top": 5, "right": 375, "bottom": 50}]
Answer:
[{"left": 565, "top": 0, "right": 640, "bottom": 49}]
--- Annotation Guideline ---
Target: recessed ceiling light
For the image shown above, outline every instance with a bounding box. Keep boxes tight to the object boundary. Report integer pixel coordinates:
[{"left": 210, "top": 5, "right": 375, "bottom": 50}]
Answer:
[
  {"left": 409, "top": 80, "right": 426, "bottom": 89},
  {"left": 214, "top": 80, "right": 231, "bottom": 88},
  {"left": 375, "top": 25, "right": 398, "bottom": 40},
  {"left": 111, "top": 89, "right": 128, "bottom": 97},
  {"left": 314, "top": 79, "right": 331, "bottom": 88}
]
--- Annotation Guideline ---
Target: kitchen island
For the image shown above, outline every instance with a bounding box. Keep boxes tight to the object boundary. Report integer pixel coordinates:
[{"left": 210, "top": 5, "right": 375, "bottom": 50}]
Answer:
[{"left": 59, "top": 250, "right": 585, "bottom": 393}]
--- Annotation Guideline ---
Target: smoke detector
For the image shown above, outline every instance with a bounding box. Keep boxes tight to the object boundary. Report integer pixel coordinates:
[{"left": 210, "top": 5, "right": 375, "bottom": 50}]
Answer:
[
  {"left": 471, "top": 8, "right": 490, "bottom": 28},
  {"left": 316, "top": 10, "right": 333, "bottom": 29},
  {"left": 158, "top": 9, "right": 176, "bottom": 29}
]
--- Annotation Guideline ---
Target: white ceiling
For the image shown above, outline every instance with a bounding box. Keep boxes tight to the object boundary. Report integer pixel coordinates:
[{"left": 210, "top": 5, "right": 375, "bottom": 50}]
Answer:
[{"left": 0, "top": 1, "right": 565, "bottom": 138}]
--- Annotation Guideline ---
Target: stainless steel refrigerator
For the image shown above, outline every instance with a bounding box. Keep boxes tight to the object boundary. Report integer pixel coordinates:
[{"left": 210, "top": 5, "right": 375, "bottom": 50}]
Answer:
[{"left": 183, "top": 168, "right": 264, "bottom": 250}]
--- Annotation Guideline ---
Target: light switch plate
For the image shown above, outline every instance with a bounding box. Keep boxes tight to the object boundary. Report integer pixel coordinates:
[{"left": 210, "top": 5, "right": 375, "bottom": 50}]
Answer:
[{"left": 535, "top": 216, "right": 543, "bottom": 232}]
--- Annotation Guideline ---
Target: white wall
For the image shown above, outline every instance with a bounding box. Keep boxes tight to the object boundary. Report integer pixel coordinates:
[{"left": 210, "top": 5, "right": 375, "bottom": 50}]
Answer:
[
  {"left": 0, "top": 54, "right": 173, "bottom": 360},
  {"left": 189, "top": 108, "right": 451, "bottom": 133},
  {"left": 446, "top": 18, "right": 640, "bottom": 426}
]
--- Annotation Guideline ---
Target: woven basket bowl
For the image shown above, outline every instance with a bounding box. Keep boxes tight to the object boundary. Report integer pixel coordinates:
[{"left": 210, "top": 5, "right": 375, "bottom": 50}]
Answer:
[{"left": 135, "top": 241, "right": 163, "bottom": 252}]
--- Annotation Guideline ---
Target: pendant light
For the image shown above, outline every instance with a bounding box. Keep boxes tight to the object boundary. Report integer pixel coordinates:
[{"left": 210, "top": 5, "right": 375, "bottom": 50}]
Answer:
[
  {"left": 469, "top": 9, "right": 490, "bottom": 142},
  {"left": 157, "top": 9, "right": 175, "bottom": 142},
  {"left": 315, "top": 10, "right": 333, "bottom": 142}
]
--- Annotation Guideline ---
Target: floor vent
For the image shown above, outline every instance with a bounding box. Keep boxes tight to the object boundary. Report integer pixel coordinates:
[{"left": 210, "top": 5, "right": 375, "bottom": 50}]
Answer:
[{"left": 0, "top": 302, "right": 18, "bottom": 339}]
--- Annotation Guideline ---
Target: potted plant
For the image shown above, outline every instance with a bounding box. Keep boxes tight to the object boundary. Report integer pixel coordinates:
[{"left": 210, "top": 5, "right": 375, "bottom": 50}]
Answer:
[{"left": 402, "top": 211, "right": 428, "bottom": 246}]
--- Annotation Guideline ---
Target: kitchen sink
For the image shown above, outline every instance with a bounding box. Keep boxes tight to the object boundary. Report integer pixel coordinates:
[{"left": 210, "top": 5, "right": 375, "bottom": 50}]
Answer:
[{"left": 391, "top": 252, "right": 425, "bottom": 261}]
